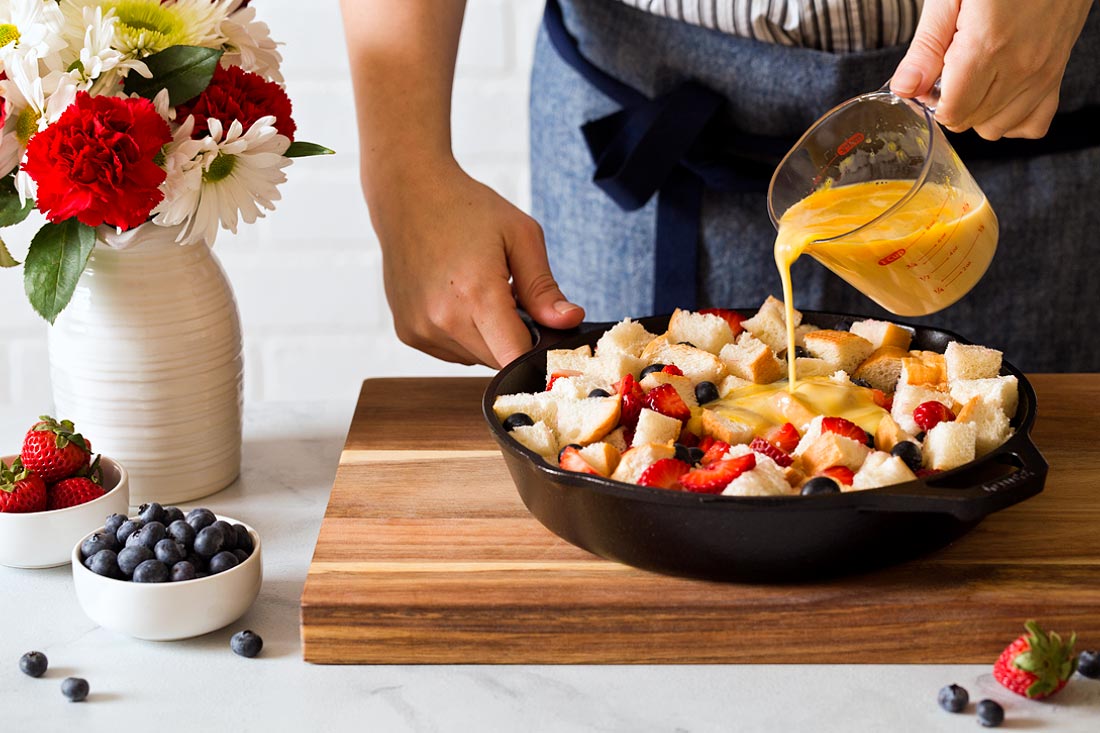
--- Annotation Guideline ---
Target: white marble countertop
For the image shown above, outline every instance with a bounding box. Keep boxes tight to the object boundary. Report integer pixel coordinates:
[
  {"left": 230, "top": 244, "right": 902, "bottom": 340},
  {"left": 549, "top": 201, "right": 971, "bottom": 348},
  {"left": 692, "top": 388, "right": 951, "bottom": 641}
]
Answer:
[{"left": 1, "top": 400, "right": 1097, "bottom": 732}]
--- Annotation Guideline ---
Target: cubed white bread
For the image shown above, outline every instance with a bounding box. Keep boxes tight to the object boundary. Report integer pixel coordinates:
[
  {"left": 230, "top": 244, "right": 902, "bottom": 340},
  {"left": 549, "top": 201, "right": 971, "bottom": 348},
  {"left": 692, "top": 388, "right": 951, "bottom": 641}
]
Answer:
[
  {"left": 610, "top": 443, "right": 677, "bottom": 484},
  {"left": 640, "top": 372, "right": 698, "bottom": 409},
  {"left": 545, "top": 345, "right": 593, "bottom": 382},
  {"left": 796, "top": 357, "right": 833, "bottom": 379},
  {"left": 549, "top": 375, "right": 608, "bottom": 400},
  {"left": 509, "top": 421, "right": 558, "bottom": 462},
  {"left": 794, "top": 324, "right": 820, "bottom": 348},
  {"left": 553, "top": 395, "right": 621, "bottom": 445},
  {"left": 700, "top": 408, "right": 755, "bottom": 445},
  {"left": 603, "top": 426, "right": 629, "bottom": 453},
  {"left": 632, "top": 408, "right": 683, "bottom": 447},
  {"left": 950, "top": 376, "right": 1019, "bottom": 418},
  {"left": 850, "top": 451, "right": 917, "bottom": 491},
  {"left": 922, "top": 421, "right": 977, "bottom": 471},
  {"left": 853, "top": 346, "right": 909, "bottom": 393},
  {"left": 955, "top": 397, "right": 1012, "bottom": 456},
  {"left": 945, "top": 341, "right": 1003, "bottom": 382},
  {"left": 802, "top": 330, "right": 874, "bottom": 374},
  {"left": 493, "top": 392, "right": 558, "bottom": 426},
  {"left": 721, "top": 451, "right": 794, "bottom": 497},
  {"left": 718, "top": 333, "right": 784, "bottom": 384},
  {"left": 641, "top": 342, "right": 727, "bottom": 385},
  {"left": 741, "top": 295, "right": 801, "bottom": 354},
  {"left": 578, "top": 441, "right": 621, "bottom": 477},
  {"left": 792, "top": 416, "right": 824, "bottom": 456},
  {"left": 800, "top": 431, "right": 872, "bottom": 474},
  {"left": 891, "top": 384, "right": 954, "bottom": 435},
  {"left": 717, "top": 374, "right": 754, "bottom": 398},
  {"left": 849, "top": 319, "right": 913, "bottom": 351},
  {"left": 899, "top": 352, "right": 947, "bottom": 387},
  {"left": 582, "top": 351, "right": 645, "bottom": 386},
  {"left": 595, "top": 318, "right": 657, "bottom": 358},
  {"left": 874, "top": 414, "right": 916, "bottom": 452},
  {"left": 829, "top": 370, "right": 854, "bottom": 386},
  {"left": 667, "top": 308, "right": 736, "bottom": 355}
]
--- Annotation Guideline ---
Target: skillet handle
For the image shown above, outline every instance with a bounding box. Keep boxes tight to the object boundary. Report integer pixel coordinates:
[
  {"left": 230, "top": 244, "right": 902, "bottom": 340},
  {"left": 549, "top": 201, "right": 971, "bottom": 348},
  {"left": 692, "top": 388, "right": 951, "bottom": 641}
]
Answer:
[
  {"left": 516, "top": 310, "right": 606, "bottom": 354},
  {"left": 857, "top": 432, "right": 1048, "bottom": 522}
]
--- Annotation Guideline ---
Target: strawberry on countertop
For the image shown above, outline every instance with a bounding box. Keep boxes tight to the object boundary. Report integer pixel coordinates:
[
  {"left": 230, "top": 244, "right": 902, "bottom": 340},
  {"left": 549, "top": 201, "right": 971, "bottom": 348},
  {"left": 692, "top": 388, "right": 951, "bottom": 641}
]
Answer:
[
  {"left": 993, "top": 620, "right": 1078, "bottom": 699},
  {"left": 0, "top": 458, "right": 47, "bottom": 513},
  {"left": 21, "top": 415, "right": 91, "bottom": 484}
]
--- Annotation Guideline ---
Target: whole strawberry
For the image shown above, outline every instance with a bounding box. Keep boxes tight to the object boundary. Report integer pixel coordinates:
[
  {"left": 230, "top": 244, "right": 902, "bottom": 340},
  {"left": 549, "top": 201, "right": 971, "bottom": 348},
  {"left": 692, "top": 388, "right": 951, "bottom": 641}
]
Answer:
[
  {"left": 46, "top": 456, "right": 106, "bottom": 511},
  {"left": 0, "top": 458, "right": 48, "bottom": 513},
  {"left": 993, "top": 620, "right": 1078, "bottom": 699},
  {"left": 21, "top": 416, "right": 91, "bottom": 484}
]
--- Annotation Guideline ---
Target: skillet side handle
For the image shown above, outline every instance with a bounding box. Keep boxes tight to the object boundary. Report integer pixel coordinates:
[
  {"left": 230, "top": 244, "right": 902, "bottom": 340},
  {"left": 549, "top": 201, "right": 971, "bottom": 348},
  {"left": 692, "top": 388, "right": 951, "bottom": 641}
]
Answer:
[{"left": 859, "top": 434, "right": 1048, "bottom": 522}]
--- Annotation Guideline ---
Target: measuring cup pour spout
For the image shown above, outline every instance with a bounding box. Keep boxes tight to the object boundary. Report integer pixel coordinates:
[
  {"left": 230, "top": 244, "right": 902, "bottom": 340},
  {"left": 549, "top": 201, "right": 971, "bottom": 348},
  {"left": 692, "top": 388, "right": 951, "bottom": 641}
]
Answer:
[{"left": 767, "top": 79, "right": 998, "bottom": 317}]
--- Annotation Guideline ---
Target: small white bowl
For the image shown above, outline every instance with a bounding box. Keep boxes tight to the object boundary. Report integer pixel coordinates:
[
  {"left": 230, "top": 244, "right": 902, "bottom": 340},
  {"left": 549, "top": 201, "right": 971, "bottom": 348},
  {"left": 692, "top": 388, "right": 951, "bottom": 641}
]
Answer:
[
  {"left": 0, "top": 454, "right": 130, "bottom": 568},
  {"left": 71, "top": 514, "right": 262, "bottom": 641}
]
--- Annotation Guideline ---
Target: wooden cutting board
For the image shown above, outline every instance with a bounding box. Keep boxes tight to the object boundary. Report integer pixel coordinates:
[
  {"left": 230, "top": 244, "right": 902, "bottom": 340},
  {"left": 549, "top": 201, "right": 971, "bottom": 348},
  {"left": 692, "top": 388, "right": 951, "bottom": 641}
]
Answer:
[{"left": 300, "top": 375, "right": 1100, "bottom": 664}]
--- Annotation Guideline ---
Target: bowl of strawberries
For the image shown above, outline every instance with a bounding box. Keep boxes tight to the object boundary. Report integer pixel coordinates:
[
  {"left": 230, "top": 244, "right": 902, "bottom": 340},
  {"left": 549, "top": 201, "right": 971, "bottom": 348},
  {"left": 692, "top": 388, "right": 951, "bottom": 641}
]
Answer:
[{"left": 0, "top": 416, "right": 129, "bottom": 568}]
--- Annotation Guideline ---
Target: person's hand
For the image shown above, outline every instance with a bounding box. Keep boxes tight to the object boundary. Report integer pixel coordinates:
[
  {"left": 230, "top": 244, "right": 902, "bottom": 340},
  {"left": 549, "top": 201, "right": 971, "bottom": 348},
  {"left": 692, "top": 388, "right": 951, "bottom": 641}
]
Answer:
[
  {"left": 370, "top": 162, "right": 584, "bottom": 368},
  {"left": 890, "top": 0, "right": 1093, "bottom": 140}
]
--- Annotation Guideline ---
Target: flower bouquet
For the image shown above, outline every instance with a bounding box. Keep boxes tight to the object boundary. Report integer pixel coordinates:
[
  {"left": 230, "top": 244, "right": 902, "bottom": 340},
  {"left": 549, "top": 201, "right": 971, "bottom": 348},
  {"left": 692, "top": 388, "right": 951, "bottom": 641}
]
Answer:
[{"left": 0, "top": 0, "right": 330, "bottom": 323}]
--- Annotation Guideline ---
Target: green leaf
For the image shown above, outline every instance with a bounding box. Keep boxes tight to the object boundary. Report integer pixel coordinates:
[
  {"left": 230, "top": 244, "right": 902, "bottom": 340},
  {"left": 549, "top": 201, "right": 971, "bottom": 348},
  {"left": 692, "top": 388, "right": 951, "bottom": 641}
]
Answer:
[
  {"left": 284, "top": 141, "right": 335, "bottom": 158},
  {"left": 123, "top": 45, "right": 223, "bottom": 106},
  {"left": 0, "top": 236, "right": 18, "bottom": 267},
  {"left": 0, "top": 174, "right": 34, "bottom": 228},
  {"left": 23, "top": 219, "right": 96, "bottom": 325}
]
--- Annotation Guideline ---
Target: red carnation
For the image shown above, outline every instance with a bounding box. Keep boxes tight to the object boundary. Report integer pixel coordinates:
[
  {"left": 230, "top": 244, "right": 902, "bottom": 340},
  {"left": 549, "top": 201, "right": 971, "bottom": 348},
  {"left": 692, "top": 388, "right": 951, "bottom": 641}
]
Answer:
[
  {"left": 23, "top": 93, "right": 171, "bottom": 230},
  {"left": 177, "top": 64, "right": 295, "bottom": 141}
]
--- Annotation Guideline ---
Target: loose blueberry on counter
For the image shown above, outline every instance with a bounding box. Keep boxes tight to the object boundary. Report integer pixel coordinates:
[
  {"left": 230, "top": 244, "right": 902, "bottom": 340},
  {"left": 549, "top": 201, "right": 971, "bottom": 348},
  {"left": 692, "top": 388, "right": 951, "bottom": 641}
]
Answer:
[
  {"left": 170, "top": 561, "right": 197, "bottom": 582},
  {"left": 167, "top": 519, "right": 196, "bottom": 547},
  {"left": 117, "top": 545, "right": 155, "bottom": 577},
  {"left": 132, "top": 559, "right": 169, "bottom": 583},
  {"left": 694, "top": 381, "right": 719, "bottom": 405},
  {"left": 81, "top": 532, "right": 117, "bottom": 560},
  {"left": 976, "top": 700, "right": 1004, "bottom": 727},
  {"left": 61, "top": 677, "right": 89, "bottom": 702},
  {"left": 891, "top": 441, "right": 922, "bottom": 473},
  {"left": 115, "top": 518, "right": 144, "bottom": 546},
  {"left": 161, "top": 506, "right": 185, "bottom": 525},
  {"left": 88, "top": 550, "right": 121, "bottom": 579},
  {"left": 501, "top": 412, "right": 534, "bottom": 432},
  {"left": 640, "top": 363, "right": 666, "bottom": 379},
  {"left": 209, "top": 551, "right": 240, "bottom": 575},
  {"left": 230, "top": 630, "right": 263, "bottom": 658},
  {"left": 801, "top": 477, "right": 841, "bottom": 496},
  {"left": 937, "top": 683, "right": 969, "bottom": 713},
  {"left": 1079, "top": 649, "right": 1100, "bottom": 679},
  {"left": 194, "top": 526, "right": 226, "bottom": 558},
  {"left": 232, "top": 524, "right": 254, "bottom": 553},
  {"left": 186, "top": 507, "right": 217, "bottom": 532},
  {"left": 587, "top": 388, "right": 611, "bottom": 398},
  {"left": 19, "top": 651, "right": 48, "bottom": 678},
  {"left": 154, "top": 538, "right": 186, "bottom": 566},
  {"left": 138, "top": 502, "right": 164, "bottom": 525},
  {"left": 104, "top": 513, "right": 127, "bottom": 537}
]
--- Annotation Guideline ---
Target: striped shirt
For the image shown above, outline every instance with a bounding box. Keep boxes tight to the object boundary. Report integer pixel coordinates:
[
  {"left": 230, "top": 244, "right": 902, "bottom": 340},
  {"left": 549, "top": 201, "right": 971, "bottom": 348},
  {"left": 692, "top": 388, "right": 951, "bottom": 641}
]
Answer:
[{"left": 616, "top": 0, "right": 924, "bottom": 53}]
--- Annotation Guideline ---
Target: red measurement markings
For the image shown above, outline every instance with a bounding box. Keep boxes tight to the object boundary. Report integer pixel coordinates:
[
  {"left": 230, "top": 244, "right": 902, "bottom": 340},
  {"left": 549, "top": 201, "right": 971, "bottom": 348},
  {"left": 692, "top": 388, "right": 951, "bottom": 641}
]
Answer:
[
  {"left": 909, "top": 195, "right": 954, "bottom": 267},
  {"left": 811, "top": 132, "right": 866, "bottom": 186},
  {"left": 878, "top": 248, "right": 906, "bottom": 265},
  {"left": 927, "top": 214, "right": 967, "bottom": 277},
  {"left": 940, "top": 223, "right": 986, "bottom": 289}
]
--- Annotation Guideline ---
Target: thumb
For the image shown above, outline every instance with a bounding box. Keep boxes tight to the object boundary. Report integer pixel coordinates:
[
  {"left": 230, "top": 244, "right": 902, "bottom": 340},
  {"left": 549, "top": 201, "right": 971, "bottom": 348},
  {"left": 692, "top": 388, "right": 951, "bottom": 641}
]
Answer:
[
  {"left": 506, "top": 218, "right": 585, "bottom": 329},
  {"left": 891, "top": 0, "right": 960, "bottom": 98}
]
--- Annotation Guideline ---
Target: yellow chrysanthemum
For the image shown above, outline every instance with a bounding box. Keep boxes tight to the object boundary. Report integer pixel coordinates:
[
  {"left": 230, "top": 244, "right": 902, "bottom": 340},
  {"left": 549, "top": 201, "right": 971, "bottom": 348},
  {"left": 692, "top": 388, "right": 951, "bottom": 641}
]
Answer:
[{"left": 98, "top": 0, "right": 228, "bottom": 57}]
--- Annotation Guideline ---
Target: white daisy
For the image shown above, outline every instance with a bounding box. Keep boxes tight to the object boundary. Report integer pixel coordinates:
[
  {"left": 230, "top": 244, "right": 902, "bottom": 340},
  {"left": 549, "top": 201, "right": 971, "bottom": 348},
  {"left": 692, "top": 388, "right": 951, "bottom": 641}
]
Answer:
[
  {"left": 0, "top": 51, "right": 77, "bottom": 189},
  {"left": 219, "top": 5, "right": 283, "bottom": 84},
  {"left": 0, "top": 0, "right": 66, "bottom": 72},
  {"left": 70, "top": 0, "right": 233, "bottom": 58},
  {"left": 153, "top": 115, "right": 291, "bottom": 246},
  {"left": 56, "top": 2, "right": 150, "bottom": 95}
]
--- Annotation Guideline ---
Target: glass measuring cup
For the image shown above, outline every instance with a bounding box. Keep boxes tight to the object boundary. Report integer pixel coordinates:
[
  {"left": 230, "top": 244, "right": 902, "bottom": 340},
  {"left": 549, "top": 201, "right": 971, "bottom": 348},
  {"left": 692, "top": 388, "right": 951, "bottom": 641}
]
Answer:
[{"left": 767, "top": 84, "right": 998, "bottom": 316}]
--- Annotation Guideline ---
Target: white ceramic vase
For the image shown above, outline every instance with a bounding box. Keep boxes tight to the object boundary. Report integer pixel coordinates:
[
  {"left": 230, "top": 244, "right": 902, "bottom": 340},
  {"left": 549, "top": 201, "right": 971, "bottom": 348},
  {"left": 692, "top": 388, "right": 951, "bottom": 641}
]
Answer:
[{"left": 48, "top": 223, "right": 243, "bottom": 506}]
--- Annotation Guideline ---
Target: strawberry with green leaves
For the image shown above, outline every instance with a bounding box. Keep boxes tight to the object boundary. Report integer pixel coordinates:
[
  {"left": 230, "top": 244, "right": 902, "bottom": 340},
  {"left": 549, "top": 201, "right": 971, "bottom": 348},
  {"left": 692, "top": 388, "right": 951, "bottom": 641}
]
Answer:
[
  {"left": 0, "top": 458, "right": 47, "bottom": 513},
  {"left": 46, "top": 456, "right": 106, "bottom": 510},
  {"left": 993, "top": 620, "right": 1078, "bottom": 699},
  {"left": 21, "top": 416, "right": 91, "bottom": 484}
]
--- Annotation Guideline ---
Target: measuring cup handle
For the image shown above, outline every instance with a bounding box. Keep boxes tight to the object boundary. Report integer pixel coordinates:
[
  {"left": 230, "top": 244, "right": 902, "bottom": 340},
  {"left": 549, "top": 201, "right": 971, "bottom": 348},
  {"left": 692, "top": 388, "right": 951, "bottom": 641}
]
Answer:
[{"left": 883, "top": 76, "right": 942, "bottom": 113}]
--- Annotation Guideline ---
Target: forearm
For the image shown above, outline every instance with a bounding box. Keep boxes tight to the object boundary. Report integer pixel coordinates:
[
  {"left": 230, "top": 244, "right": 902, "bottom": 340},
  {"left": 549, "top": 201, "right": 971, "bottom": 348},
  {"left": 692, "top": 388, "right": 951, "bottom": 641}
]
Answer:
[{"left": 339, "top": 0, "right": 466, "bottom": 205}]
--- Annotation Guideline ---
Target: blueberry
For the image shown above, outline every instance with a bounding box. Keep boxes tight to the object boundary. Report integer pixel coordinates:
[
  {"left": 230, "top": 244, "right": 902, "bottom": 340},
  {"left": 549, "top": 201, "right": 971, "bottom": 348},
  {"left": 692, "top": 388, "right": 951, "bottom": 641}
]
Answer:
[
  {"left": 891, "top": 441, "right": 922, "bottom": 473},
  {"left": 687, "top": 447, "right": 705, "bottom": 465},
  {"left": 194, "top": 525, "right": 226, "bottom": 558},
  {"left": 556, "top": 443, "right": 582, "bottom": 462},
  {"left": 677, "top": 341, "right": 696, "bottom": 348},
  {"left": 915, "top": 431, "right": 926, "bottom": 443},
  {"left": 138, "top": 502, "right": 164, "bottom": 525},
  {"left": 170, "top": 561, "right": 197, "bottom": 582},
  {"left": 233, "top": 548, "right": 251, "bottom": 564},
  {"left": 88, "top": 549, "right": 121, "bottom": 579},
  {"left": 104, "top": 513, "right": 127, "bottom": 537},
  {"left": 673, "top": 443, "right": 692, "bottom": 464},
  {"left": 115, "top": 518, "right": 144, "bottom": 546},
  {"left": 81, "top": 532, "right": 117, "bottom": 560},
  {"left": 154, "top": 538, "right": 186, "bottom": 566},
  {"left": 587, "top": 388, "right": 611, "bottom": 398},
  {"left": 640, "top": 363, "right": 666, "bottom": 379},
  {"left": 166, "top": 519, "right": 196, "bottom": 549},
  {"left": 794, "top": 346, "right": 809, "bottom": 358},
  {"left": 851, "top": 377, "right": 873, "bottom": 389},
  {"left": 19, "top": 651, "right": 47, "bottom": 678},
  {"left": 161, "top": 506, "right": 185, "bottom": 525},
  {"left": 801, "top": 477, "right": 841, "bottom": 495},
  {"left": 230, "top": 630, "right": 263, "bottom": 658},
  {"left": 501, "top": 413, "right": 534, "bottom": 432},
  {"left": 185, "top": 552, "right": 207, "bottom": 572},
  {"left": 232, "top": 524, "right": 253, "bottom": 553},
  {"left": 976, "top": 700, "right": 1004, "bottom": 727},
  {"left": 211, "top": 520, "right": 236, "bottom": 545},
  {"left": 126, "top": 521, "right": 166, "bottom": 550},
  {"left": 937, "top": 683, "right": 968, "bottom": 713},
  {"left": 132, "top": 559, "right": 169, "bottom": 583},
  {"left": 61, "top": 677, "right": 89, "bottom": 702},
  {"left": 1078, "top": 649, "right": 1100, "bottom": 679},
  {"left": 208, "top": 551, "right": 240, "bottom": 575},
  {"left": 117, "top": 545, "right": 155, "bottom": 577},
  {"left": 694, "top": 381, "right": 719, "bottom": 404},
  {"left": 186, "top": 507, "right": 217, "bottom": 532}
]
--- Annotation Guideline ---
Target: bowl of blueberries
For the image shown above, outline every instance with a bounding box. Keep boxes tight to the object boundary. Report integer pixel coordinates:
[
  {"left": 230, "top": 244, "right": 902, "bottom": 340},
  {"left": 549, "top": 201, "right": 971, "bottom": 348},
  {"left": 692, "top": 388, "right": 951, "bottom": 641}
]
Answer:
[{"left": 71, "top": 503, "right": 262, "bottom": 640}]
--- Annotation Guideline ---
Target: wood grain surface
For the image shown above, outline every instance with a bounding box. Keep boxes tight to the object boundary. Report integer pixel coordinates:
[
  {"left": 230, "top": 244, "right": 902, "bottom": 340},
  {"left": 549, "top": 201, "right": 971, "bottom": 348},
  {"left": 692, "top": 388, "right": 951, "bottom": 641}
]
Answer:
[{"left": 300, "top": 376, "right": 1100, "bottom": 664}]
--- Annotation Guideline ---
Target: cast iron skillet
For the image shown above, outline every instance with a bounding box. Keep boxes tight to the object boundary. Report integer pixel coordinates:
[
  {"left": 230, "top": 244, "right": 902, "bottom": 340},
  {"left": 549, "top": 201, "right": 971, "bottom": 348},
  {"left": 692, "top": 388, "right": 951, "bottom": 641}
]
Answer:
[{"left": 483, "top": 311, "right": 1047, "bottom": 582}]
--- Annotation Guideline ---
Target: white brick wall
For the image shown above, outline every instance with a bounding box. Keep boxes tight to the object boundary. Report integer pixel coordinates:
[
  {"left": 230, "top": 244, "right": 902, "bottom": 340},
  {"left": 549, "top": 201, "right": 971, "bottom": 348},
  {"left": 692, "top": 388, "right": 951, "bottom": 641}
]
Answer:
[{"left": 0, "top": 0, "right": 545, "bottom": 409}]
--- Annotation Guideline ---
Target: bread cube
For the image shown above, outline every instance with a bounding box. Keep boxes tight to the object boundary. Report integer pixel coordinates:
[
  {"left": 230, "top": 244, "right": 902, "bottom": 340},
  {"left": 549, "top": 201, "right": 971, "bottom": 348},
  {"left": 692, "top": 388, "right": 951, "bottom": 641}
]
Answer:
[
  {"left": 874, "top": 414, "right": 916, "bottom": 452},
  {"left": 578, "top": 441, "right": 621, "bottom": 477},
  {"left": 795, "top": 357, "right": 833, "bottom": 379},
  {"left": 802, "top": 330, "right": 874, "bottom": 374},
  {"left": 667, "top": 308, "right": 736, "bottom": 355},
  {"left": 800, "top": 431, "right": 872, "bottom": 474},
  {"left": 945, "top": 341, "right": 1002, "bottom": 382},
  {"left": 700, "top": 408, "right": 755, "bottom": 445},
  {"left": 849, "top": 319, "right": 913, "bottom": 351},
  {"left": 632, "top": 408, "right": 683, "bottom": 448},
  {"left": 549, "top": 374, "right": 608, "bottom": 400},
  {"left": 950, "top": 376, "right": 1019, "bottom": 418},
  {"left": 553, "top": 395, "right": 620, "bottom": 446},
  {"left": 851, "top": 451, "right": 917, "bottom": 491},
  {"left": 640, "top": 372, "right": 698, "bottom": 409},
  {"left": 509, "top": 421, "right": 559, "bottom": 462},
  {"left": 792, "top": 416, "right": 824, "bottom": 456},
  {"left": 899, "top": 352, "right": 947, "bottom": 387},
  {"left": 721, "top": 453, "right": 794, "bottom": 496},
  {"left": 891, "top": 384, "right": 954, "bottom": 435},
  {"left": 741, "top": 295, "right": 801, "bottom": 354},
  {"left": 718, "top": 333, "right": 783, "bottom": 384},
  {"left": 717, "top": 374, "right": 754, "bottom": 398},
  {"left": 603, "top": 426, "right": 629, "bottom": 453},
  {"left": 545, "top": 345, "right": 593, "bottom": 382},
  {"left": 853, "top": 346, "right": 909, "bottom": 393},
  {"left": 794, "top": 323, "right": 820, "bottom": 348},
  {"left": 610, "top": 443, "right": 677, "bottom": 484},
  {"left": 922, "top": 421, "right": 977, "bottom": 471},
  {"left": 642, "top": 342, "right": 727, "bottom": 385},
  {"left": 583, "top": 351, "right": 645, "bottom": 386},
  {"left": 493, "top": 392, "right": 558, "bottom": 426},
  {"left": 955, "top": 397, "right": 1012, "bottom": 456},
  {"left": 595, "top": 318, "right": 657, "bottom": 358}
]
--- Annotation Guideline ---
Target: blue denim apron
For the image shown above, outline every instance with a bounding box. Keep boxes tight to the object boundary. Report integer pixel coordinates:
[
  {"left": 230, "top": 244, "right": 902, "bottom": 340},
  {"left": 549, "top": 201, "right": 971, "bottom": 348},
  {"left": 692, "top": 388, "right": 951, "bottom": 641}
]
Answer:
[{"left": 531, "top": 0, "right": 1100, "bottom": 371}]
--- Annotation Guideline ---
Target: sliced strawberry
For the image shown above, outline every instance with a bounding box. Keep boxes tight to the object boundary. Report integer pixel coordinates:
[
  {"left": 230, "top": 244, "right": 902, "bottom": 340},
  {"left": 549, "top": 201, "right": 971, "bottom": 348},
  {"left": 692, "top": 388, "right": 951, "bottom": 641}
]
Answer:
[
  {"left": 764, "top": 422, "right": 801, "bottom": 453},
  {"left": 558, "top": 446, "right": 600, "bottom": 476},
  {"left": 698, "top": 435, "right": 716, "bottom": 453},
  {"left": 700, "top": 439, "right": 731, "bottom": 466},
  {"left": 613, "top": 374, "right": 645, "bottom": 431},
  {"left": 820, "top": 466, "right": 854, "bottom": 486},
  {"left": 749, "top": 437, "right": 793, "bottom": 467},
  {"left": 822, "top": 416, "right": 872, "bottom": 447},
  {"left": 913, "top": 401, "right": 956, "bottom": 432},
  {"left": 661, "top": 364, "right": 684, "bottom": 376},
  {"left": 915, "top": 468, "right": 942, "bottom": 479},
  {"left": 643, "top": 383, "right": 691, "bottom": 422},
  {"left": 870, "top": 389, "right": 892, "bottom": 410},
  {"left": 637, "top": 458, "right": 691, "bottom": 490},
  {"left": 699, "top": 307, "right": 746, "bottom": 337},
  {"left": 680, "top": 454, "right": 756, "bottom": 494},
  {"left": 677, "top": 428, "right": 701, "bottom": 448}
]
